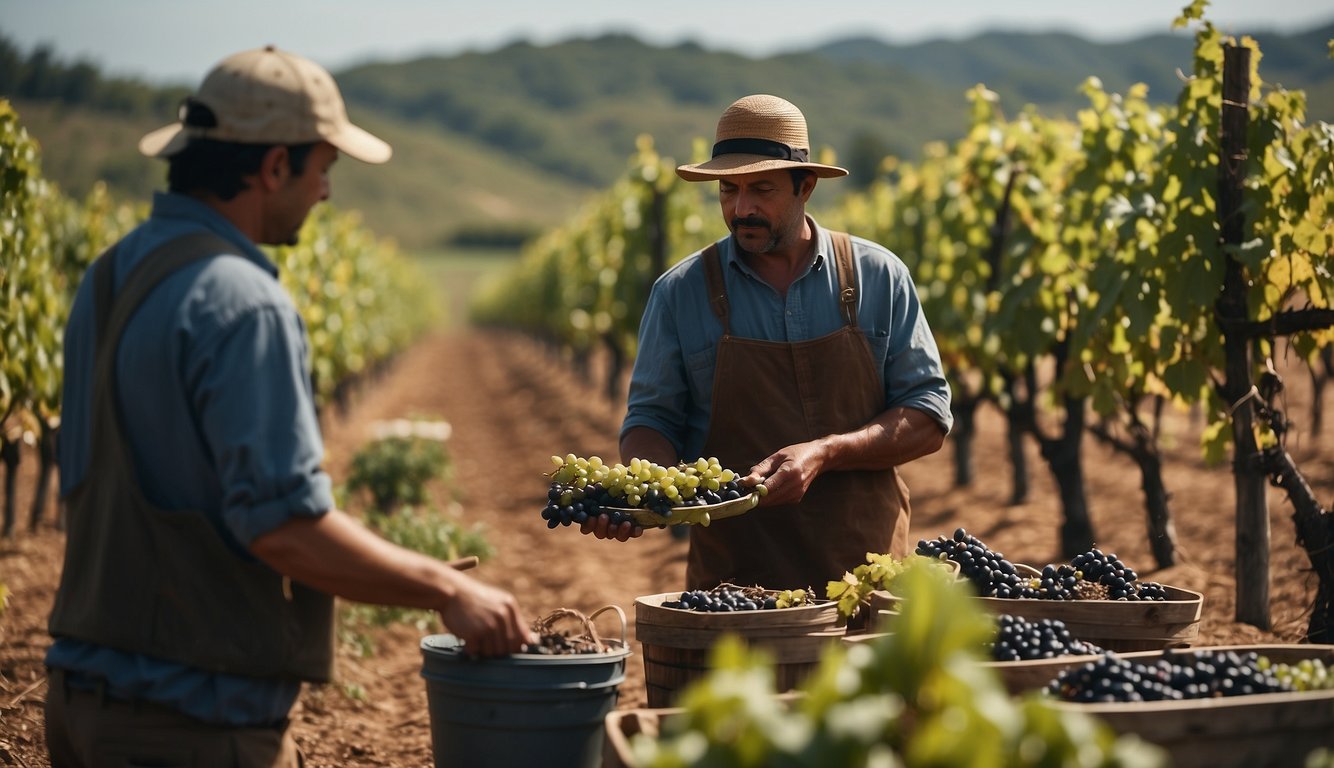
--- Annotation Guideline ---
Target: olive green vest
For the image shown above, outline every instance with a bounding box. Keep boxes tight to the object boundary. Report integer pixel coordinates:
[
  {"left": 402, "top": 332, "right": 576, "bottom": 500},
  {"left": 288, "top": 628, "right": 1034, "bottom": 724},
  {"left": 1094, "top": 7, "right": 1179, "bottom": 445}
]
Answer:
[{"left": 48, "top": 232, "right": 335, "bottom": 681}]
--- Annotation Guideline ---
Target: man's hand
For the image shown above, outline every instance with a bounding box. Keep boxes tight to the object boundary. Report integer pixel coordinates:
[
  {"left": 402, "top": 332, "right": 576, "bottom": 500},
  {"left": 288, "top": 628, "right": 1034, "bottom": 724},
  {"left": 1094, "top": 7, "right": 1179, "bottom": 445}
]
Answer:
[
  {"left": 438, "top": 574, "right": 535, "bottom": 657},
  {"left": 579, "top": 513, "right": 644, "bottom": 541},
  {"left": 743, "top": 439, "right": 828, "bottom": 507}
]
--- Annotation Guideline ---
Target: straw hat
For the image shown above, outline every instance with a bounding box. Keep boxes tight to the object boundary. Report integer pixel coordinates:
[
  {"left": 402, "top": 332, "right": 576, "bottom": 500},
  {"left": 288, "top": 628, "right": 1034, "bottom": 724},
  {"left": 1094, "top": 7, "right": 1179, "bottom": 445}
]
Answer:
[
  {"left": 676, "top": 94, "right": 847, "bottom": 182},
  {"left": 139, "top": 45, "right": 391, "bottom": 164}
]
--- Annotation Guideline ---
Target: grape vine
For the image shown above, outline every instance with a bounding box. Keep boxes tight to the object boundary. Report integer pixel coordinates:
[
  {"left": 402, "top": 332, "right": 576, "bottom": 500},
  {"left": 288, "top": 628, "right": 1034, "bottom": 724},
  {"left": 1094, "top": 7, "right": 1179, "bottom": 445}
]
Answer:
[{"left": 0, "top": 98, "right": 437, "bottom": 537}]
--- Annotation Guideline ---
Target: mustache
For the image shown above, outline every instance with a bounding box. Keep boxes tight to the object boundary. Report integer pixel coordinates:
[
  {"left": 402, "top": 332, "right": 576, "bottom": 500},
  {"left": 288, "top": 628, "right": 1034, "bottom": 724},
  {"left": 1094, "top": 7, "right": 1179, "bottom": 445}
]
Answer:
[{"left": 731, "top": 216, "right": 770, "bottom": 229}]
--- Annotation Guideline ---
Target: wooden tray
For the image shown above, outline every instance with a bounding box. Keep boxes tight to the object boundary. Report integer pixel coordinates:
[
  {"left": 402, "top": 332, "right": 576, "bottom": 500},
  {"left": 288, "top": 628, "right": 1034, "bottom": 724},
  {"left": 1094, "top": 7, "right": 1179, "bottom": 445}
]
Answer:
[
  {"left": 1042, "top": 644, "right": 1334, "bottom": 768},
  {"left": 870, "top": 562, "right": 1203, "bottom": 652},
  {"left": 622, "top": 491, "right": 760, "bottom": 527}
]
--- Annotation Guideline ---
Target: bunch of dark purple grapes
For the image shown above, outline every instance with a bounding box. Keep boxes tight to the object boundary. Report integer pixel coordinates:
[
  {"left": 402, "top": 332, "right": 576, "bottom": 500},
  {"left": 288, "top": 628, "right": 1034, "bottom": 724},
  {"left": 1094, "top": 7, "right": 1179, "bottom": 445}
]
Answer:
[
  {"left": 916, "top": 528, "right": 1047, "bottom": 598},
  {"left": 1047, "top": 648, "right": 1288, "bottom": 702},
  {"left": 540, "top": 483, "right": 637, "bottom": 529},
  {"left": 990, "top": 614, "right": 1103, "bottom": 662},
  {"left": 1070, "top": 548, "right": 1168, "bottom": 601},
  {"left": 662, "top": 586, "right": 778, "bottom": 612},
  {"left": 917, "top": 529, "right": 1169, "bottom": 601}
]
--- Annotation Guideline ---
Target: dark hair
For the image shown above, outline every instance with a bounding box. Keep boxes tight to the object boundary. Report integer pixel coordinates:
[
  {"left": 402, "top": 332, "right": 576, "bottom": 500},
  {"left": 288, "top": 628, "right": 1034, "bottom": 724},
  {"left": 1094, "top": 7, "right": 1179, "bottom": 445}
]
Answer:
[
  {"left": 165, "top": 100, "right": 316, "bottom": 200},
  {"left": 788, "top": 169, "right": 814, "bottom": 195}
]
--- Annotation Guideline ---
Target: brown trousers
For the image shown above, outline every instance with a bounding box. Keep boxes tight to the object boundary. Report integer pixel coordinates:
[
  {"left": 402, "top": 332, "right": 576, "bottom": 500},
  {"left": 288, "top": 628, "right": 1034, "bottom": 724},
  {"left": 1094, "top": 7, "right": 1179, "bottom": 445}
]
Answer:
[{"left": 45, "top": 669, "right": 303, "bottom": 768}]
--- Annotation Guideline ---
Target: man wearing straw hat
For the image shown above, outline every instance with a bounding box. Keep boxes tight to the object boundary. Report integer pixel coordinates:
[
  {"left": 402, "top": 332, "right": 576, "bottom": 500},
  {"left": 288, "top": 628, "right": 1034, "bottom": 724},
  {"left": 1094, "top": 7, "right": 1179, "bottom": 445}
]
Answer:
[
  {"left": 593, "top": 94, "right": 953, "bottom": 592},
  {"left": 45, "top": 46, "right": 532, "bottom": 766}
]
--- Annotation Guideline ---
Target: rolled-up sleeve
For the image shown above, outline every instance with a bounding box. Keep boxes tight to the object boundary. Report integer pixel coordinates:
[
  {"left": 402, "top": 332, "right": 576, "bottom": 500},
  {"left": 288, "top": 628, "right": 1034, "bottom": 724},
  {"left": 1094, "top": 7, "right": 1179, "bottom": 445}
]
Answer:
[
  {"left": 193, "top": 303, "right": 333, "bottom": 546},
  {"left": 621, "top": 279, "right": 691, "bottom": 456},
  {"left": 882, "top": 259, "right": 954, "bottom": 434}
]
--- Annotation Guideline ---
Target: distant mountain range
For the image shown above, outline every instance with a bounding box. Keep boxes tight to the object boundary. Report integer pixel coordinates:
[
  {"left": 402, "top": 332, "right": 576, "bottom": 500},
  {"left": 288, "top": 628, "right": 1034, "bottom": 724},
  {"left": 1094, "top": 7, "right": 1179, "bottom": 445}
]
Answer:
[{"left": 4, "top": 22, "right": 1330, "bottom": 250}]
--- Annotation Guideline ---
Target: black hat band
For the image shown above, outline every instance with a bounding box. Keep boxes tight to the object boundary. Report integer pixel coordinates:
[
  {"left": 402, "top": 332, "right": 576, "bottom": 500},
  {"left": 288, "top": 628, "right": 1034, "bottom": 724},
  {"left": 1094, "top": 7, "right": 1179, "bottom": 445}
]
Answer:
[{"left": 711, "top": 137, "right": 809, "bottom": 163}]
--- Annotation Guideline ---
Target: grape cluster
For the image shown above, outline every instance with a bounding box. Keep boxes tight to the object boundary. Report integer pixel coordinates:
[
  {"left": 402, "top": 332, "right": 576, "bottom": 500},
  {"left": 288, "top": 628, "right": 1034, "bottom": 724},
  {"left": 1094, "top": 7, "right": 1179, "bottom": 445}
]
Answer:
[
  {"left": 541, "top": 454, "right": 756, "bottom": 528},
  {"left": 661, "top": 585, "right": 810, "bottom": 612},
  {"left": 540, "top": 483, "right": 634, "bottom": 529},
  {"left": 990, "top": 614, "right": 1103, "bottom": 661},
  {"left": 1260, "top": 655, "right": 1334, "bottom": 691},
  {"left": 916, "top": 529, "right": 1169, "bottom": 602},
  {"left": 916, "top": 528, "right": 1039, "bottom": 598},
  {"left": 1067, "top": 549, "right": 1162, "bottom": 601},
  {"left": 1047, "top": 649, "right": 1289, "bottom": 702}
]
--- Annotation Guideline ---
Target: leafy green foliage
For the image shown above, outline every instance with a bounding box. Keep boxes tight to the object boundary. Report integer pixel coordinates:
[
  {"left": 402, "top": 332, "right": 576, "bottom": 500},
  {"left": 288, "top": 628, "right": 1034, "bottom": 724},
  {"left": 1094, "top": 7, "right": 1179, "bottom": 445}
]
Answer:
[
  {"left": 633, "top": 561, "right": 1167, "bottom": 766},
  {"left": 826, "top": 552, "right": 953, "bottom": 620},
  {"left": 273, "top": 207, "right": 439, "bottom": 406},
  {"left": 346, "top": 435, "right": 451, "bottom": 513},
  {"left": 471, "top": 136, "right": 719, "bottom": 358}
]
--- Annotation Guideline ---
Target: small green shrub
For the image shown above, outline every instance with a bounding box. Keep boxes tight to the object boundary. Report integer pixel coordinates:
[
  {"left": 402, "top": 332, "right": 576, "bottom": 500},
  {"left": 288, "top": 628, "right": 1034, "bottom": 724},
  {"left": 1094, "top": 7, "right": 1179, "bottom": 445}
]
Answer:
[{"left": 346, "top": 435, "right": 450, "bottom": 513}]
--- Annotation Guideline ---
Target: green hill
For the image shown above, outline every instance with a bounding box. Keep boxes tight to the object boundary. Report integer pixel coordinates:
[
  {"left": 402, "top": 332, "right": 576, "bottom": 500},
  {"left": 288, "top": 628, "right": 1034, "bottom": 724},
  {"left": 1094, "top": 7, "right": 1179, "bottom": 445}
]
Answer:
[{"left": 3, "top": 23, "right": 1330, "bottom": 250}]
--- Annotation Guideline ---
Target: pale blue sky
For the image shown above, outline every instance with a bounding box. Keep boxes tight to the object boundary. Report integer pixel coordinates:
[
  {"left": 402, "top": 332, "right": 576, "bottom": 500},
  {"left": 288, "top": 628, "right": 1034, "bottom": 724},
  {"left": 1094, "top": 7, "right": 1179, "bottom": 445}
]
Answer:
[{"left": 4, "top": 0, "right": 1332, "bottom": 85}]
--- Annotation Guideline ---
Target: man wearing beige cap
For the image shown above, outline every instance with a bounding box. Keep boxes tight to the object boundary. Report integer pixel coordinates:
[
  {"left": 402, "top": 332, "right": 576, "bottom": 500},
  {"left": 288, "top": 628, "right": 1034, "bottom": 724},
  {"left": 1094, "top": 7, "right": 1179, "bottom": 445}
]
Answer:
[
  {"left": 595, "top": 94, "right": 952, "bottom": 592},
  {"left": 45, "top": 46, "right": 532, "bottom": 766}
]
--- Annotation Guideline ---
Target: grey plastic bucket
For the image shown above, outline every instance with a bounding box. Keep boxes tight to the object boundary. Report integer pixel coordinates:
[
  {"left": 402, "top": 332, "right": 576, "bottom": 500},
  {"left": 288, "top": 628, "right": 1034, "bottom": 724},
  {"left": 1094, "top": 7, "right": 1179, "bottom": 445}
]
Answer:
[{"left": 420, "top": 627, "right": 630, "bottom": 767}]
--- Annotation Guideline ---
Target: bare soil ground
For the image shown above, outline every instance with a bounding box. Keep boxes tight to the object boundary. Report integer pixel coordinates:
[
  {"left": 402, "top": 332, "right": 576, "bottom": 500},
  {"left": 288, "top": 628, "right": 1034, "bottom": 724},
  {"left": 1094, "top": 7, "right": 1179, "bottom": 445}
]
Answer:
[{"left": 1, "top": 327, "right": 1327, "bottom": 767}]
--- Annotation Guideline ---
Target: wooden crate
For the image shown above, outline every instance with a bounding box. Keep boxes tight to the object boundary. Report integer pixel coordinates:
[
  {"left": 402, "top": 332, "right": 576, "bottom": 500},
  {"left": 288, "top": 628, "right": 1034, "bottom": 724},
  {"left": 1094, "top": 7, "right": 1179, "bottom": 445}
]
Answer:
[
  {"left": 870, "top": 564, "right": 1203, "bottom": 652},
  {"left": 1042, "top": 644, "right": 1334, "bottom": 768},
  {"left": 634, "top": 593, "right": 843, "bottom": 708},
  {"left": 609, "top": 645, "right": 1334, "bottom": 768}
]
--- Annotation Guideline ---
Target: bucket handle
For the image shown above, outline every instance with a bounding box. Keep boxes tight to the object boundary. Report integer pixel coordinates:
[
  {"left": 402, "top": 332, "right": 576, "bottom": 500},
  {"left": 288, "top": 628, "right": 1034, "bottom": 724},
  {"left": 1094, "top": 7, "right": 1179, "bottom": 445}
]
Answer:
[
  {"left": 533, "top": 604, "right": 628, "bottom": 653},
  {"left": 589, "top": 604, "right": 628, "bottom": 649}
]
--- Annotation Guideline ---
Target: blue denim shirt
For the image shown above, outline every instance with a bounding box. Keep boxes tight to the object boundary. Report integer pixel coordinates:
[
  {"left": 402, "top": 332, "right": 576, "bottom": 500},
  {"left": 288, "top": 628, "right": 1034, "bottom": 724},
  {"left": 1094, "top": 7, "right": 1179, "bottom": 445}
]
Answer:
[
  {"left": 47, "top": 192, "right": 334, "bottom": 726},
  {"left": 621, "top": 221, "right": 953, "bottom": 461}
]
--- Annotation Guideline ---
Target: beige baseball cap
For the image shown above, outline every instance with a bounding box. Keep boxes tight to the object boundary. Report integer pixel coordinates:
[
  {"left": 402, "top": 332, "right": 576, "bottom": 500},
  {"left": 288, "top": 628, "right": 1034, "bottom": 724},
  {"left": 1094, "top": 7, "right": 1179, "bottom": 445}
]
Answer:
[{"left": 139, "top": 45, "right": 391, "bottom": 164}]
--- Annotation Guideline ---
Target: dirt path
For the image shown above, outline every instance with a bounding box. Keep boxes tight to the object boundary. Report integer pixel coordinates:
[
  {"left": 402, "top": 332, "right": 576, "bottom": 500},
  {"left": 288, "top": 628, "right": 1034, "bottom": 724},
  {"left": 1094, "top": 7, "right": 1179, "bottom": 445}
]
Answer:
[{"left": 1, "top": 327, "right": 1326, "bottom": 766}]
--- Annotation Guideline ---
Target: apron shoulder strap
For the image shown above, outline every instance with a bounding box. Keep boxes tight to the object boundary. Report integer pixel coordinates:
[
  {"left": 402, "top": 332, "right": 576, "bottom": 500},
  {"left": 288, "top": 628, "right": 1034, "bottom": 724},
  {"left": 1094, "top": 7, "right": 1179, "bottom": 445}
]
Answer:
[
  {"left": 90, "top": 230, "right": 238, "bottom": 451},
  {"left": 830, "top": 230, "right": 858, "bottom": 327},
  {"left": 95, "top": 231, "right": 236, "bottom": 354},
  {"left": 701, "top": 242, "right": 731, "bottom": 333}
]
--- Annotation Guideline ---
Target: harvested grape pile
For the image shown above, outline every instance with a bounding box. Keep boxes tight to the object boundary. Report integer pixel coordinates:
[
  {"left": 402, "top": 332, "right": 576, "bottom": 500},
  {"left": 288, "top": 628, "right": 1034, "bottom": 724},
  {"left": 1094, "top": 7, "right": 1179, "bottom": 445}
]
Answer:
[
  {"left": 0, "top": 328, "right": 1326, "bottom": 767},
  {"left": 1047, "top": 648, "right": 1334, "bottom": 702},
  {"left": 661, "top": 584, "right": 811, "bottom": 612},
  {"left": 990, "top": 614, "right": 1103, "bottom": 661},
  {"left": 918, "top": 528, "right": 1170, "bottom": 601}
]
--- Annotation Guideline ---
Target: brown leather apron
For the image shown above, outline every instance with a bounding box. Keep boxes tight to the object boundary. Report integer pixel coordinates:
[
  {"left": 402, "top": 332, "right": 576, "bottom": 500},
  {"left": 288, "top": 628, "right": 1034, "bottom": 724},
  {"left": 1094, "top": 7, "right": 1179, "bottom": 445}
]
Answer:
[{"left": 686, "top": 231, "right": 910, "bottom": 591}]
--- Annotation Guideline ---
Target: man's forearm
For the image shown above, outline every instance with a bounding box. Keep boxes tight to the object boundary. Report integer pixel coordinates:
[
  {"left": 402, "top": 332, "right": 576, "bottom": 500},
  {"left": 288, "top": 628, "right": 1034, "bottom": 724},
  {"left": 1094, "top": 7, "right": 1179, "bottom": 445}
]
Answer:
[
  {"left": 819, "top": 406, "right": 946, "bottom": 472},
  {"left": 250, "top": 508, "right": 461, "bottom": 609}
]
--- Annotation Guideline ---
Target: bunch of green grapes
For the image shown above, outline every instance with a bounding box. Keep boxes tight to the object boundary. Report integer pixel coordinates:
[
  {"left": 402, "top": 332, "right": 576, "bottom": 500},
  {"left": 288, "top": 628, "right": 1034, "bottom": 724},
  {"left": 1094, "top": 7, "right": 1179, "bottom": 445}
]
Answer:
[
  {"left": 545, "top": 454, "right": 760, "bottom": 518},
  {"left": 1258, "top": 655, "right": 1334, "bottom": 692}
]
